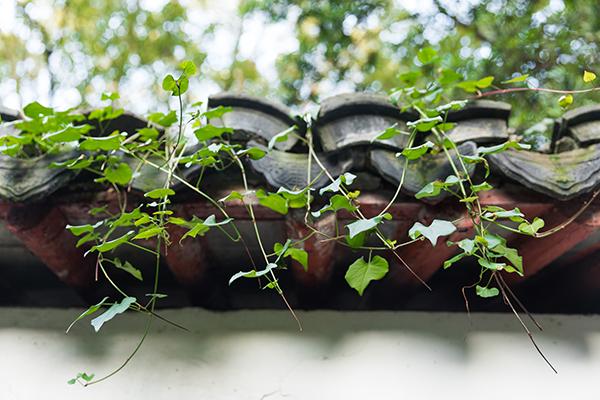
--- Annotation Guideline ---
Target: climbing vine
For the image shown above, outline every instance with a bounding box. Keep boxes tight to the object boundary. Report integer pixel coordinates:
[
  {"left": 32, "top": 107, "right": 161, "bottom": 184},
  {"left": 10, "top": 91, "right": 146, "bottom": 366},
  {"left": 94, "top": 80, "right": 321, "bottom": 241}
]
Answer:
[{"left": 1, "top": 50, "right": 598, "bottom": 384}]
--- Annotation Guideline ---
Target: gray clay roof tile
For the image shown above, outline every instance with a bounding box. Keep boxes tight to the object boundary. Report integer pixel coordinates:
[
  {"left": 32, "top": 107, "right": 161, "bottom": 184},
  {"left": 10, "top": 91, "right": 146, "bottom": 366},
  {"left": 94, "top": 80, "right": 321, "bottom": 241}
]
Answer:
[{"left": 1, "top": 94, "right": 599, "bottom": 202}]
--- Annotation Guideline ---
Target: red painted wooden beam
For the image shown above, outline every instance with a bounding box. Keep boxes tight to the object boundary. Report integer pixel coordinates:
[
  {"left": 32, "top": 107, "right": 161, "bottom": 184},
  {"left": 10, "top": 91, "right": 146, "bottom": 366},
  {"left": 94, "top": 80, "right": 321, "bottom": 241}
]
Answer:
[
  {"left": 4, "top": 204, "right": 94, "bottom": 288},
  {"left": 285, "top": 210, "right": 337, "bottom": 286},
  {"left": 162, "top": 205, "right": 210, "bottom": 286},
  {"left": 391, "top": 210, "right": 474, "bottom": 287},
  {"left": 505, "top": 196, "right": 600, "bottom": 284}
]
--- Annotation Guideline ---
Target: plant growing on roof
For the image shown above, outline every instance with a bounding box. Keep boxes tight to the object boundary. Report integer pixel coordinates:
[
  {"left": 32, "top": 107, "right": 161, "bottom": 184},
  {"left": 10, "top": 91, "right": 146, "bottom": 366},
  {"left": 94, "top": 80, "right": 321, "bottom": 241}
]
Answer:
[{"left": 1, "top": 54, "right": 599, "bottom": 384}]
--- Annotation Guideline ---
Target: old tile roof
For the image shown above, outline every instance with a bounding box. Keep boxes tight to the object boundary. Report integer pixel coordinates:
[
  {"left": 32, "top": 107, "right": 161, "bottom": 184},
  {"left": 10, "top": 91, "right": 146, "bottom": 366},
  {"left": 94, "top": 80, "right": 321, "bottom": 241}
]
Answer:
[{"left": 0, "top": 93, "right": 599, "bottom": 311}]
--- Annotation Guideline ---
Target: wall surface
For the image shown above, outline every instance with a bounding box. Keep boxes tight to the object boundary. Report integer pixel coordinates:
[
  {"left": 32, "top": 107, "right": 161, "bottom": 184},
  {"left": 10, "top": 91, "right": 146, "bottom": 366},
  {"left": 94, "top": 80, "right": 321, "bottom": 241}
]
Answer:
[{"left": 1, "top": 308, "right": 599, "bottom": 399}]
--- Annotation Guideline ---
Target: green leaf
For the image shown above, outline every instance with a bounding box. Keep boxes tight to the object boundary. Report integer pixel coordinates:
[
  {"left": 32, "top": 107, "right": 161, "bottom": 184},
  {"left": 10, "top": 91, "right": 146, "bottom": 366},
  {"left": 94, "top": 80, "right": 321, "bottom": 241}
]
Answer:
[
  {"left": 287, "top": 248, "right": 308, "bottom": 270},
  {"left": 66, "top": 221, "right": 102, "bottom": 236},
  {"left": 113, "top": 258, "right": 143, "bottom": 281},
  {"left": 398, "top": 70, "right": 421, "bottom": 85},
  {"left": 177, "top": 75, "right": 189, "bottom": 95},
  {"left": 558, "top": 94, "right": 573, "bottom": 108},
  {"left": 375, "top": 123, "right": 406, "bottom": 141},
  {"left": 346, "top": 213, "right": 391, "bottom": 239},
  {"left": 482, "top": 207, "right": 525, "bottom": 222},
  {"left": 65, "top": 296, "right": 109, "bottom": 333},
  {"left": 144, "top": 188, "right": 175, "bottom": 199},
  {"left": 23, "top": 101, "right": 53, "bottom": 118},
  {"left": 398, "top": 141, "right": 434, "bottom": 160},
  {"left": 583, "top": 70, "right": 597, "bottom": 83},
  {"left": 137, "top": 127, "right": 159, "bottom": 139},
  {"left": 481, "top": 233, "right": 505, "bottom": 249},
  {"left": 104, "top": 162, "right": 133, "bottom": 185},
  {"left": 111, "top": 208, "right": 143, "bottom": 228},
  {"left": 89, "top": 231, "right": 134, "bottom": 254},
  {"left": 312, "top": 194, "right": 357, "bottom": 217},
  {"left": 274, "top": 242, "right": 308, "bottom": 271},
  {"left": 478, "top": 140, "right": 531, "bottom": 155},
  {"left": 180, "top": 60, "right": 197, "bottom": 76},
  {"left": 502, "top": 74, "right": 529, "bottom": 84},
  {"left": 101, "top": 92, "right": 120, "bottom": 101},
  {"left": 457, "top": 238, "right": 476, "bottom": 255},
  {"left": 345, "top": 255, "right": 389, "bottom": 295},
  {"left": 443, "top": 252, "right": 467, "bottom": 269},
  {"left": 194, "top": 124, "right": 233, "bottom": 141},
  {"left": 477, "top": 258, "right": 505, "bottom": 271},
  {"left": 319, "top": 172, "right": 357, "bottom": 195},
  {"left": 518, "top": 217, "right": 545, "bottom": 236},
  {"left": 80, "top": 372, "right": 94, "bottom": 382},
  {"left": 218, "top": 190, "right": 247, "bottom": 203},
  {"left": 438, "top": 69, "right": 463, "bottom": 85},
  {"left": 67, "top": 372, "right": 95, "bottom": 385},
  {"left": 417, "top": 47, "right": 437, "bottom": 65},
  {"left": 133, "top": 226, "right": 163, "bottom": 240},
  {"left": 471, "top": 181, "right": 493, "bottom": 192},
  {"left": 88, "top": 105, "right": 124, "bottom": 122},
  {"left": 476, "top": 285, "right": 500, "bottom": 298},
  {"left": 343, "top": 229, "right": 365, "bottom": 248},
  {"left": 457, "top": 76, "right": 494, "bottom": 92},
  {"left": 267, "top": 126, "right": 296, "bottom": 150},
  {"left": 256, "top": 189, "right": 288, "bottom": 215},
  {"left": 202, "top": 214, "right": 233, "bottom": 227},
  {"left": 415, "top": 181, "right": 442, "bottom": 199},
  {"left": 43, "top": 124, "right": 91, "bottom": 143},
  {"left": 415, "top": 175, "right": 459, "bottom": 199},
  {"left": 76, "top": 232, "right": 98, "bottom": 248},
  {"left": 476, "top": 76, "right": 494, "bottom": 88},
  {"left": 181, "top": 221, "right": 210, "bottom": 240},
  {"left": 90, "top": 296, "right": 136, "bottom": 332},
  {"left": 435, "top": 100, "right": 468, "bottom": 113},
  {"left": 229, "top": 263, "right": 278, "bottom": 285},
  {"left": 237, "top": 147, "right": 266, "bottom": 160},
  {"left": 438, "top": 122, "right": 456, "bottom": 131},
  {"left": 79, "top": 133, "right": 123, "bottom": 151},
  {"left": 492, "top": 244, "right": 523, "bottom": 275},
  {"left": 468, "top": 157, "right": 490, "bottom": 177},
  {"left": 148, "top": 110, "right": 177, "bottom": 127},
  {"left": 162, "top": 74, "right": 177, "bottom": 93},
  {"left": 406, "top": 116, "right": 443, "bottom": 132},
  {"left": 457, "top": 80, "right": 479, "bottom": 93},
  {"left": 409, "top": 219, "right": 456, "bottom": 246},
  {"left": 277, "top": 186, "right": 311, "bottom": 208},
  {"left": 203, "top": 106, "right": 232, "bottom": 119}
]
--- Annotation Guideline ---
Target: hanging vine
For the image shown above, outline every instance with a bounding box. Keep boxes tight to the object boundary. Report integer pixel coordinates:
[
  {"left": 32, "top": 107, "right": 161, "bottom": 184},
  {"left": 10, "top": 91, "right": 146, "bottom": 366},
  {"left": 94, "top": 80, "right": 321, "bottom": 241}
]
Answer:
[{"left": 1, "top": 52, "right": 599, "bottom": 384}]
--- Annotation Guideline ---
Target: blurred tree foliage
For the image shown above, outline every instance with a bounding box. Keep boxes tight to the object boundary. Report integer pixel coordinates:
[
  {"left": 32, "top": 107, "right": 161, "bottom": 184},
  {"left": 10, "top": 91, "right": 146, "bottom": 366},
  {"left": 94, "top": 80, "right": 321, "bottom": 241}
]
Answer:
[
  {"left": 241, "top": 0, "right": 600, "bottom": 130},
  {"left": 2, "top": 0, "right": 600, "bottom": 137},
  {"left": 1, "top": 0, "right": 208, "bottom": 107}
]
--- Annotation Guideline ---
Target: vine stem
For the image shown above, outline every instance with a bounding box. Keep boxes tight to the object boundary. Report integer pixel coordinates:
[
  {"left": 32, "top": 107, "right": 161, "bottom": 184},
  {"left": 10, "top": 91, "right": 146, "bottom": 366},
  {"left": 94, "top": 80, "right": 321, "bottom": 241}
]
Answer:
[
  {"left": 86, "top": 90, "right": 189, "bottom": 385},
  {"left": 230, "top": 150, "right": 303, "bottom": 332},
  {"left": 494, "top": 274, "right": 557, "bottom": 374},
  {"left": 306, "top": 135, "right": 431, "bottom": 290},
  {"left": 535, "top": 188, "right": 600, "bottom": 238},
  {"left": 378, "top": 129, "right": 417, "bottom": 215},
  {"left": 497, "top": 274, "right": 542, "bottom": 332},
  {"left": 85, "top": 317, "right": 154, "bottom": 386},
  {"left": 475, "top": 86, "right": 600, "bottom": 99}
]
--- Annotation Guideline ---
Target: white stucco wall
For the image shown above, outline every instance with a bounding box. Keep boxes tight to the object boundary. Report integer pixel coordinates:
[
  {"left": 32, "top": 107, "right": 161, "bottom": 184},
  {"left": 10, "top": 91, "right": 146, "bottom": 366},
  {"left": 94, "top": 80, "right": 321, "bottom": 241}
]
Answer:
[{"left": 1, "top": 308, "right": 599, "bottom": 399}]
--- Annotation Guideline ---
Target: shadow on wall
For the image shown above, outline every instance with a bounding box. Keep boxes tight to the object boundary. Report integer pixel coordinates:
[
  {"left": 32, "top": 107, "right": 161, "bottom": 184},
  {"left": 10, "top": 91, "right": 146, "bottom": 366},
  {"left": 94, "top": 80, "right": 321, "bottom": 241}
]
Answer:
[{"left": 0, "top": 308, "right": 595, "bottom": 362}]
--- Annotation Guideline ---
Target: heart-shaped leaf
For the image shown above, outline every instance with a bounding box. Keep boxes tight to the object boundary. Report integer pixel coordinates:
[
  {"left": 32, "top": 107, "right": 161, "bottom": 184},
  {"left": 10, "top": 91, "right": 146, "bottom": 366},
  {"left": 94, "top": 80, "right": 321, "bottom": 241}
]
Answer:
[
  {"left": 345, "top": 255, "right": 389, "bottom": 295},
  {"left": 409, "top": 219, "right": 456, "bottom": 246}
]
